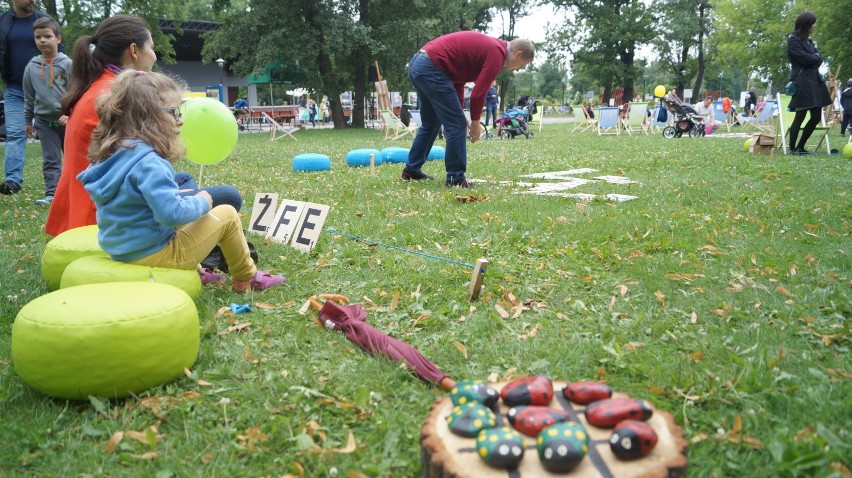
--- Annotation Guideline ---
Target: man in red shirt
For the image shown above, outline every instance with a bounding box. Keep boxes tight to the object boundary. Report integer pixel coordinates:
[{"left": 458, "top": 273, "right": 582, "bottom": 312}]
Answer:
[{"left": 402, "top": 32, "right": 534, "bottom": 187}]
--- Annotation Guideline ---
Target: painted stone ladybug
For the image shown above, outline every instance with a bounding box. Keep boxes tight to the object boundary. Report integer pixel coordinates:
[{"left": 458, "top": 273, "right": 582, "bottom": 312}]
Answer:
[
  {"left": 506, "top": 406, "right": 570, "bottom": 436},
  {"left": 449, "top": 380, "right": 499, "bottom": 411},
  {"left": 500, "top": 375, "right": 554, "bottom": 407},
  {"left": 476, "top": 426, "right": 525, "bottom": 468},
  {"left": 585, "top": 398, "right": 653, "bottom": 428},
  {"left": 609, "top": 419, "right": 658, "bottom": 459},
  {"left": 562, "top": 381, "right": 613, "bottom": 405},
  {"left": 536, "top": 421, "right": 590, "bottom": 473},
  {"left": 446, "top": 402, "right": 499, "bottom": 438}
]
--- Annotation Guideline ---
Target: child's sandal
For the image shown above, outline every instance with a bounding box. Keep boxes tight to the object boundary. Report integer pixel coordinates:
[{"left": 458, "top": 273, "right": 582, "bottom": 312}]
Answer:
[{"left": 232, "top": 270, "right": 286, "bottom": 293}]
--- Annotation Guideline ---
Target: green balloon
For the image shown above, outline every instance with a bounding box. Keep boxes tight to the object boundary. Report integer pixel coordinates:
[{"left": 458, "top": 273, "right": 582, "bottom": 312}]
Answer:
[
  {"left": 179, "top": 98, "right": 238, "bottom": 166},
  {"left": 743, "top": 138, "right": 752, "bottom": 152}
]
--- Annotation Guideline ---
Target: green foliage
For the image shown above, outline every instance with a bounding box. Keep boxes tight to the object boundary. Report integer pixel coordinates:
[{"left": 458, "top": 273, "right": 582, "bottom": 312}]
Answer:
[{"left": 1, "top": 124, "right": 850, "bottom": 476}]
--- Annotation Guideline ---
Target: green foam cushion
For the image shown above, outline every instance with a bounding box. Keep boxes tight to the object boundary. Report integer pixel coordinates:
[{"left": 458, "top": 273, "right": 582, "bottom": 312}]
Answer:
[
  {"left": 11, "top": 282, "right": 199, "bottom": 400},
  {"left": 41, "top": 225, "right": 107, "bottom": 290},
  {"left": 61, "top": 255, "right": 202, "bottom": 298}
]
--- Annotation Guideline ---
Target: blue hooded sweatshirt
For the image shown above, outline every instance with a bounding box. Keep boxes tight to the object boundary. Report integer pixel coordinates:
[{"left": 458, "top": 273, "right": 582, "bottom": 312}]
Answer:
[{"left": 77, "top": 141, "right": 210, "bottom": 261}]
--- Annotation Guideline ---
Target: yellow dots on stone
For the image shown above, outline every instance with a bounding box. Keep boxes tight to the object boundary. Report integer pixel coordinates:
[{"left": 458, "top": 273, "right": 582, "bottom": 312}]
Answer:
[
  {"left": 582, "top": 444, "right": 588, "bottom": 453},
  {"left": 459, "top": 397, "right": 468, "bottom": 405},
  {"left": 474, "top": 419, "right": 483, "bottom": 428},
  {"left": 453, "top": 406, "right": 461, "bottom": 414},
  {"left": 547, "top": 429, "right": 558, "bottom": 437},
  {"left": 445, "top": 416, "right": 451, "bottom": 423},
  {"left": 577, "top": 431, "right": 587, "bottom": 441},
  {"left": 489, "top": 435, "right": 499, "bottom": 442},
  {"left": 537, "top": 436, "right": 544, "bottom": 445},
  {"left": 489, "top": 419, "right": 496, "bottom": 426},
  {"left": 479, "top": 447, "right": 488, "bottom": 457},
  {"left": 476, "top": 409, "right": 485, "bottom": 416},
  {"left": 564, "top": 429, "right": 574, "bottom": 438},
  {"left": 451, "top": 387, "right": 459, "bottom": 394},
  {"left": 463, "top": 384, "right": 473, "bottom": 390}
]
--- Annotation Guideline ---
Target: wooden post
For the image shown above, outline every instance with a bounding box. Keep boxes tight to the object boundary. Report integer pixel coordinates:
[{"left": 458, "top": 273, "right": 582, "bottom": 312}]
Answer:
[
  {"left": 467, "top": 258, "right": 487, "bottom": 301},
  {"left": 369, "top": 153, "right": 376, "bottom": 176}
]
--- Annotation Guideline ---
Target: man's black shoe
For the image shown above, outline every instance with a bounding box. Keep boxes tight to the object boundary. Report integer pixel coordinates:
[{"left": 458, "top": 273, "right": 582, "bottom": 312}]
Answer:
[
  {"left": 401, "top": 169, "right": 434, "bottom": 181},
  {"left": 446, "top": 178, "right": 474, "bottom": 188},
  {"left": 0, "top": 180, "right": 22, "bottom": 195}
]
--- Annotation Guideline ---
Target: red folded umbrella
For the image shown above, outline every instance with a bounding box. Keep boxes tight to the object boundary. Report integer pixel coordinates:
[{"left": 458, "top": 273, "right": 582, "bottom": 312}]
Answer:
[{"left": 318, "top": 301, "right": 455, "bottom": 390}]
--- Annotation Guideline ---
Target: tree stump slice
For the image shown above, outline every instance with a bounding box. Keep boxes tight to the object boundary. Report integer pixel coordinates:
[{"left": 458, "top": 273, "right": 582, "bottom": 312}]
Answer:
[{"left": 421, "top": 381, "right": 688, "bottom": 478}]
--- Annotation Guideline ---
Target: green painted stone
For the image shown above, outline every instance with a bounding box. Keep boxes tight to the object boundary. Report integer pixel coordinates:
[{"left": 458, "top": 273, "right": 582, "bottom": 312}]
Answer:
[
  {"left": 536, "top": 421, "right": 590, "bottom": 473},
  {"left": 476, "top": 426, "right": 525, "bottom": 468},
  {"left": 446, "top": 402, "right": 499, "bottom": 437},
  {"left": 449, "top": 380, "right": 499, "bottom": 411}
]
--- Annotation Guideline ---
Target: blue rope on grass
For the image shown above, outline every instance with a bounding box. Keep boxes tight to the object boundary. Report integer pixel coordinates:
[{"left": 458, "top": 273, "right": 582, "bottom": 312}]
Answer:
[{"left": 324, "top": 229, "right": 477, "bottom": 270}]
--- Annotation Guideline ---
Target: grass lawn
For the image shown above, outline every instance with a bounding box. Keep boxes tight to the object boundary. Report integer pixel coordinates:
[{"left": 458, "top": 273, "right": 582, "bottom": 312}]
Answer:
[{"left": 0, "top": 124, "right": 850, "bottom": 477}]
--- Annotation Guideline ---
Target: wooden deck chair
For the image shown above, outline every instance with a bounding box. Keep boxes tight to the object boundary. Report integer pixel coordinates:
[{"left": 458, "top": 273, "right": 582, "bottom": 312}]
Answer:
[
  {"left": 775, "top": 93, "right": 831, "bottom": 154},
  {"left": 261, "top": 112, "right": 299, "bottom": 141},
  {"left": 739, "top": 100, "right": 777, "bottom": 133},
  {"left": 622, "top": 102, "right": 649, "bottom": 135},
  {"left": 570, "top": 105, "right": 595, "bottom": 132},
  {"left": 379, "top": 109, "right": 417, "bottom": 140},
  {"left": 648, "top": 106, "right": 670, "bottom": 133},
  {"left": 596, "top": 107, "right": 621, "bottom": 135},
  {"left": 711, "top": 101, "right": 732, "bottom": 132},
  {"left": 409, "top": 109, "right": 422, "bottom": 128}
]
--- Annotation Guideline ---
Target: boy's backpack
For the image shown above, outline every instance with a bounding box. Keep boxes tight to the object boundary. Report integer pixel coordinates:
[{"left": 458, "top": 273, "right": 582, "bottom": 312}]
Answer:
[{"left": 722, "top": 97, "right": 732, "bottom": 114}]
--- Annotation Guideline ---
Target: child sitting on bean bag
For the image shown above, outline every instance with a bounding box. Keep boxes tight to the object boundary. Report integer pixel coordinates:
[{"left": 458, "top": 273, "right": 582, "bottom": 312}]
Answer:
[{"left": 77, "top": 70, "right": 284, "bottom": 292}]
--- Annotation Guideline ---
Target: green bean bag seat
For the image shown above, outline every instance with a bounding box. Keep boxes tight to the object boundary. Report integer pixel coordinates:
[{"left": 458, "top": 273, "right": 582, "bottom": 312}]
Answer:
[
  {"left": 61, "top": 255, "right": 202, "bottom": 298},
  {"left": 11, "top": 282, "right": 199, "bottom": 400},
  {"left": 41, "top": 225, "right": 108, "bottom": 290}
]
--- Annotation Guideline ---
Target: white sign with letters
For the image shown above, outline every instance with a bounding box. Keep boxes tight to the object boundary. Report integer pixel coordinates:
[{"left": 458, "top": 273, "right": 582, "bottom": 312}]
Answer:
[
  {"left": 250, "top": 193, "right": 330, "bottom": 252},
  {"left": 248, "top": 193, "right": 279, "bottom": 235}
]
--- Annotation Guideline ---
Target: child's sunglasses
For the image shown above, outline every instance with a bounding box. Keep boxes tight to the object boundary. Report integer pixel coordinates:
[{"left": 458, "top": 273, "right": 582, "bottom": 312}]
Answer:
[{"left": 161, "top": 102, "right": 186, "bottom": 120}]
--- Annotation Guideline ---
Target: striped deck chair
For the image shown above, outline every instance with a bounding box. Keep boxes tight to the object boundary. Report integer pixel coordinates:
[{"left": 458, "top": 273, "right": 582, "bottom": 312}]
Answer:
[
  {"left": 739, "top": 100, "right": 777, "bottom": 133},
  {"left": 380, "top": 109, "right": 417, "bottom": 140}
]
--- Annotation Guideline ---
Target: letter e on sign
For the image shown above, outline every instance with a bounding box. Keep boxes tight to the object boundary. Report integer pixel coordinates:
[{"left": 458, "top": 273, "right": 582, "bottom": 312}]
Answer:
[
  {"left": 291, "top": 202, "right": 330, "bottom": 252},
  {"left": 248, "top": 193, "right": 280, "bottom": 236},
  {"left": 267, "top": 199, "right": 306, "bottom": 245}
]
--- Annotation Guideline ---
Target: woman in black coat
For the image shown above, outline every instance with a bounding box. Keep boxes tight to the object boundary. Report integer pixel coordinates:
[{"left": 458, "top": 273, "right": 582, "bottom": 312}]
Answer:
[{"left": 786, "top": 11, "right": 832, "bottom": 153}]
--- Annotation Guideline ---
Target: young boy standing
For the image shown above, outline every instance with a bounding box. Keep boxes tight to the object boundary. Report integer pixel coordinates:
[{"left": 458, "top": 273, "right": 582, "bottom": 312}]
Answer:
[{"left": 23, "top": 17, "right": 71, "bottom": 206}]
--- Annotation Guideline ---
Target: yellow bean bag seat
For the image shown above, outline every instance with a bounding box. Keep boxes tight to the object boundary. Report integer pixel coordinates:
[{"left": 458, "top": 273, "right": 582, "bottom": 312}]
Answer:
[
  {"left": 61, "top": 255, "right": 202, "bottom": 298},
  {"left": 41, "top": 225, "right": 107, "bottom": 290},
  {"left": 11, "top": 282, "right": 199, "bottom": 400}
]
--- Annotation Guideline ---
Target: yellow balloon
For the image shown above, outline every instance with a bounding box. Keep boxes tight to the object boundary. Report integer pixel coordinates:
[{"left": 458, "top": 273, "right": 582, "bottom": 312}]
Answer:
[
  {"left": 843, "top": 142, "right": 852, "bottom": 159},
  {"left": 654, "top": 85, "right": 666, "bottom": 98}
]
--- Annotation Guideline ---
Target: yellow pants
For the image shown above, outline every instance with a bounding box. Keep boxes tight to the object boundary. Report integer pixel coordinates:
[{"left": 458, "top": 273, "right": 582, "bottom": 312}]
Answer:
[{"left": 128, "top": 205, "right": 256, "bottom": 281}]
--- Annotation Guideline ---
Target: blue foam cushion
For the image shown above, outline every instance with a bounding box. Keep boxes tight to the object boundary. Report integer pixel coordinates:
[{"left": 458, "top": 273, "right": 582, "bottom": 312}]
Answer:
[
  {"left": 293, "top": 153, "right": 332, "bottom": 172},
  {"left": 427, "top": 146, "right": 446, "bottom": 161},
  {"left": 380, "top": 147, "right": 410, "bottom": 164},
  {"left": 346, "top": 148, "right": 383, "bottom": 167}
]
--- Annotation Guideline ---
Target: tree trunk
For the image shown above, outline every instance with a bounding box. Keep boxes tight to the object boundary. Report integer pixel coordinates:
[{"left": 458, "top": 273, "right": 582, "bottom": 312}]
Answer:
[{"left": 692, "top": 3, "right": 708, "bottom": 100}]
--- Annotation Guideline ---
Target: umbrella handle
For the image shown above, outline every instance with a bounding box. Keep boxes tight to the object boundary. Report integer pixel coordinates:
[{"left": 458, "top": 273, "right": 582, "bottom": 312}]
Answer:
[{"left": 439, "top": 377, "right": 456, "bottom": 392}]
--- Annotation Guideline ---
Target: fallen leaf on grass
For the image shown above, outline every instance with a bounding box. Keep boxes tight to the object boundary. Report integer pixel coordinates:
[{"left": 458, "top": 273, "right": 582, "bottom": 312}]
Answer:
[
  {"left": 224, "top": 322, "right": 251, "bottom": 334},
  {"left": 125, "top": 426, "right": 161, "bottom": 446},
  {"left": 806, "top": 327, "right": 844, "bottom": 346},
  {"left": 390, "top": 291, "right": 399, "bottom": 311},
  {"left": 665, "top": 273, "right": 703, "bottom": 281},
  {"left": 825, "top": 368, "right": 852, "bottom": 380},
  {"left": 654, "top": 290, "right": 666, "bottom": 305},
  {"left": 216, "top": 306, "right": 233, "bottom": 318},
  {"left": 254, "top": 302, "right": 276, "bottom": 310},
  {"left": 690, "top": 311, "right": 698, "bottom": 323},
  {"left": 455, "top": 342, "right": 468, "bottom": 359},
  {"left": 775, "top": 286, "right": 794, "bottom": 297},
  {"left": 686, "top": 352, "right": 705, "bottom": 361},
  {"left": 711, "top": 309, "right": 730, "bottom": 317},
  {"left": 296, "top": 432, "right": 356, "bottom": 455},
  {"left": 130, "top": 451, "right": 158, "bottom": 460},
  {"left": 699, "top": 245, "right": 725, "bottom": 256},
  {"left": 412, "top": 313, "right": 432, "bottom": 327},
  {"left": 236, "top": 427, "right": 268, "bottom": 453},
  {"left": 347, "top": 471, "right": 371, "bottom": 478},
  {"left": 623, "top": 342, "right": 644, "bottom": 351},
  {"left": 494, "top": 304, "right": 510, "bottom": 319},
  {"left": 518, "top": 323, "right": 541, "bottom": 340},
  {"left": 455, "top": 194, "right": 489, "bottom": 203},
  {"left": 197, "top": 380, "right": 213, "bottom": 387},
  {"left": 105, "top": 431, "right": 124, "bottom": 454},
  {"left": 690, "top": 433, "right": 709, "bottom": 444},
  {"left": 613, "top": 284, "right": 629, "bottom": 297}
]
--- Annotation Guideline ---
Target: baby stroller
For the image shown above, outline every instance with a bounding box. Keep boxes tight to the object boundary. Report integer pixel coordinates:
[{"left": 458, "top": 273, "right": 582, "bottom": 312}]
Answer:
[
  {"left": 661, "top": 91, "right": 705, "bottom": 138},
  {"left": 495, "top": 96, "right": 537, "bottom": 139}
]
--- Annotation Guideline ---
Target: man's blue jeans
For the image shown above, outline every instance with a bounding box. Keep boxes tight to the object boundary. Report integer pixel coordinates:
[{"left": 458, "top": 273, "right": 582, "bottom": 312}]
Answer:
[
  {"left": 405, "top": 52, "right": 468, "bottom": 184},
  {"left": 174, "top": 172, "right": 243, "bottom": 212},
  {"left": 4, "top": 88, "right": 27, "bottom": 187}
]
